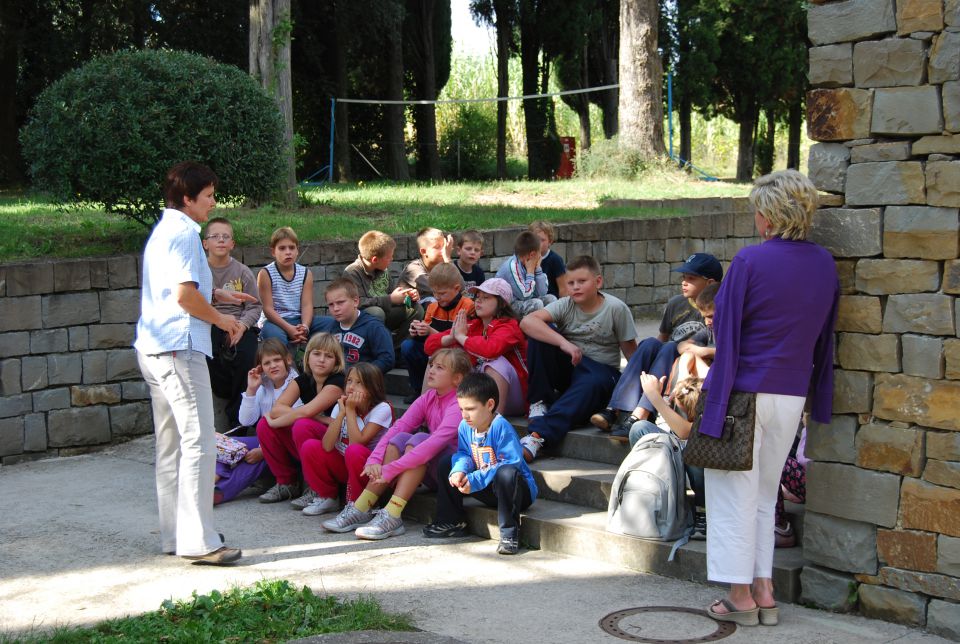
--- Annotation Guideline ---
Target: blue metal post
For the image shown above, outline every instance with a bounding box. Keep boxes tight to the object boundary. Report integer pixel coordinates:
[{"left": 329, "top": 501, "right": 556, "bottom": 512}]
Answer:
[
  {"left": 328, "top": 97, "right": 336, "bottom": 183},
  {"left": 667, "top": 68, "right": 674, "bottom": 160}
]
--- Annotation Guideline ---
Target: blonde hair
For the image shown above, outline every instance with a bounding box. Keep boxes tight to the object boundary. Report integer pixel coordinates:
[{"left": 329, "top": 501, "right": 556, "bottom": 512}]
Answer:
[
  {"left": 270, "top": 226, "right": 299, "bottom": 249},
  {"left": 358, "top": 230, "right": 396, "bottom": 260},
  {"left": 417, "top": 227, "right": 443, "bottom": 248},
  {"left": 428, "top": 347, "right": 473, "bottom": 378},
  {"left": 427, "top": 262, "right": 463, "bottom": 290},
  {"left": 302, "top": 332, "right": 345, "bottom": 379},
  {"left": 748, "top": 170, "right": 819, "bottom": 241},
  {"left": 458, "top": 230, "right": 484, "bottom": 247},
  {"left": 673, "top": 377, "right": 703, "bottom": 421},
  {"left": 528, "top": 220, "right": 556, "bottom": 243}
]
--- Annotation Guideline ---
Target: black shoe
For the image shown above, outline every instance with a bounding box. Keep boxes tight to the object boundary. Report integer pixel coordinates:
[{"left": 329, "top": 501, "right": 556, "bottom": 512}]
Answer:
[
  {"left": 692, "top": 511, "right": 707, "bottom": 540},
  {"left": 182, "top": 546, "right": 242, "bottom": 565},
  {"left": 590, "top": 408, "right": 618, "bottom": 432},
  {"left": 497, "top": 538, "right": 520, "bottom": 555},
  {"left": 422, "top": 521, "right": 469, "bottom": 538},
  {"left": 610, "top": 414, "right": 639, "bottom": 438}
]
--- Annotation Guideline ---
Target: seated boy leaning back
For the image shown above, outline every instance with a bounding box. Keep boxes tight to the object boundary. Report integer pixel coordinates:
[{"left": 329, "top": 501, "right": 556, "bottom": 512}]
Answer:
[
  {"left": 424, "top": 372, "right": 538, "bottom": 555},
  {"left": 519, "top": 255, "right": 638, "bottom": 461}
]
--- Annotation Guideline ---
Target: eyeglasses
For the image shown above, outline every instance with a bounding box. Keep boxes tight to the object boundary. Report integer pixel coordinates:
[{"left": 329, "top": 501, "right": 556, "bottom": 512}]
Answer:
[{"left": 206, "top": 233, "right": 232, "bottom": 241}]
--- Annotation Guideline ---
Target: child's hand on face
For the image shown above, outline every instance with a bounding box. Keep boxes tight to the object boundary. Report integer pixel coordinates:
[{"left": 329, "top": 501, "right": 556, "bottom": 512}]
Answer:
[
  {"left": 639, "top": 371, "right": 667, "bottom": 398},
  {"left": 345, "top": 390, "right": 366, "bottom": 412},
  {"left": 247, "top": 366, "right": 263, "bottom": 393}
]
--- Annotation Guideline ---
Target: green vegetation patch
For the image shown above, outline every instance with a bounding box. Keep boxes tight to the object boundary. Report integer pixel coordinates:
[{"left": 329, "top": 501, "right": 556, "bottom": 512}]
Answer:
[
  {"left": 4, "top": 579, "right": 412, "bottom": 644},
  {"left": 1, "top": 177, "right": 749, "bottom": 263}
]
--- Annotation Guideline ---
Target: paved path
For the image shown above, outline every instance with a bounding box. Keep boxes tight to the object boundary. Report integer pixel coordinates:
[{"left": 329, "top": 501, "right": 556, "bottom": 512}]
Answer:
[{"left": 0, "top": 437, "right": 948, "bottom": 643}]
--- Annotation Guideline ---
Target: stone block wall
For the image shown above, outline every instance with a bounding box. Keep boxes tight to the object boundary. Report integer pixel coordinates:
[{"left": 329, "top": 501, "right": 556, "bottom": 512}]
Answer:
[
  {"left": 0, "top": 197, "right": 756, "bottom": 465},
  {"left": 804, "top": 0, "right": 960, "bottom": 635}
]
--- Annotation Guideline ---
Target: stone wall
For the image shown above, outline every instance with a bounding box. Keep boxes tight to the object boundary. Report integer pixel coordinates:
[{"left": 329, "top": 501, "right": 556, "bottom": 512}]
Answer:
[
  {"left": 803, "top": 0, "right": 960, "bottom": 637},
  {"left": 0, "top": 197, "right": 757, "bottom": 465}
]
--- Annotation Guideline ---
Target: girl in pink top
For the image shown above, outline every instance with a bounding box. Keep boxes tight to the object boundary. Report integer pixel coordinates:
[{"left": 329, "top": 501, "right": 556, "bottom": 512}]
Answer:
[{"left": 321, "top": 348, "right": 472, "bottom": 539}]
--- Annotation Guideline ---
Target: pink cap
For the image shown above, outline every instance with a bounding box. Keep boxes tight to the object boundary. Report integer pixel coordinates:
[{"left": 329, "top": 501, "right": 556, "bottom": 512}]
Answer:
[{"left": 468, "top": 277, "right": 513, "bottom": 304}]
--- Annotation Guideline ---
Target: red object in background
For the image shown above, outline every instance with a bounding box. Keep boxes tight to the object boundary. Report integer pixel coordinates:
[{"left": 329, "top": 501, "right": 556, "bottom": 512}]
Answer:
[{"left": 556, "top": 136, "right": 576, "bottom": 179}]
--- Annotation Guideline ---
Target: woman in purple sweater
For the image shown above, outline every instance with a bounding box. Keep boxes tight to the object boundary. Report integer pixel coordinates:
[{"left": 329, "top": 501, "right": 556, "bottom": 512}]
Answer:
[{"left": 701, "top": 170, "right": 838, "bottom": 627}]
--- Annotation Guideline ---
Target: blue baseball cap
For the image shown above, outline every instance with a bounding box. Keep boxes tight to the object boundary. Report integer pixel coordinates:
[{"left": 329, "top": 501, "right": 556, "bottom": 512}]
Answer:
[{"left": 672, "top": 253, "right": 723, "bottom": 282}]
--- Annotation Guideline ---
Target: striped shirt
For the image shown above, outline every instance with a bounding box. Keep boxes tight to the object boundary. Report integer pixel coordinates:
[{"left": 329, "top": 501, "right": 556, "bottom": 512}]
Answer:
[
  {"left": 263, "top": 261, "right": 307, "bottom": 318},
  {"left": 134, "top": 208, "right": 213, "bottom": 357}
]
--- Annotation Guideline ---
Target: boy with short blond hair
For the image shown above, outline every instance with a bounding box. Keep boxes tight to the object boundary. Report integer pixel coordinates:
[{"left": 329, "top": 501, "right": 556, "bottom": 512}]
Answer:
[
  {"left": 257, "top": 226, "right": 322, "bottom": 349},
  {"left": 401, "top": 263, "right": 474, "bottom": 398},
  {"left": 343, "top": 230, "right": 420, "bottom": 341},
  {"left": 496, "top": 230, "right": 556, "bottom": 316},
  {"left": 203, "top": 217, "right": 262, "bottom": 427},
  {"left": 398, "top": 227, "right": 454, "bottom": 303},
  {"left": 529, "top": 220, "right": 566, "bottom": 298},
  {"left": 314, "top": 278, "right": 395, "bottom": 374},
  {"left": 455, "top": 230, "right": 486, "bottom": 291},
  {"left": 519, "top": 255, "right": 637, "bottom": 462}
]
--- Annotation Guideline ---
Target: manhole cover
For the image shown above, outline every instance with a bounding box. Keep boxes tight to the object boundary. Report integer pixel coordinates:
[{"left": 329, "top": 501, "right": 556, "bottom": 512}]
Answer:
[{"left": 599, "top": 606, "right": 737, "bottom": 643}]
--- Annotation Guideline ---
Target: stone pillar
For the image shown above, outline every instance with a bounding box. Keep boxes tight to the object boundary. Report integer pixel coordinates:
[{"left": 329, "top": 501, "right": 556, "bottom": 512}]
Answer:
[{"left": 805, "top": 0, "right": 960, "bottom": 634}]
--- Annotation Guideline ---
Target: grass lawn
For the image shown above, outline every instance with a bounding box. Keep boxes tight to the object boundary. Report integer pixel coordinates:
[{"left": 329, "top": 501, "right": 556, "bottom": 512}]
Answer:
[
  {"left": 0, "top": 175, "right": 749, "bottom": 263},
  {"left": 2, "top": 579, "right": 412, "bottom": 644}
]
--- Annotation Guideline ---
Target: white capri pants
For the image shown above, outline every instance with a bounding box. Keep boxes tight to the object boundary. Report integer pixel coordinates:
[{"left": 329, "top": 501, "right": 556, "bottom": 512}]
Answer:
[
  {"left": 138, "top": 349, "right": 222, "bottom": 557},
  {"left": 704, "top": 392, "right": 805, "bottom": 584}
]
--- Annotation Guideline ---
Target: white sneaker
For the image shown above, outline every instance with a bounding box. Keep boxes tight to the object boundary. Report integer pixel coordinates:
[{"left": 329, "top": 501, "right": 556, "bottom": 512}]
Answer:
[
  {"left": 355, "top": 509, "right": 406, "bottom": 540},
  {"left": 290, "top": 488, "right": 319, "bottom": 510},
  {"left": 302, "top": 496, "right": 340, "bottom": 516},
  {"left": 528, "top": 400, "right": 548, "bottom": 419},
  {"left": 520, "top": 434, "right": 545, "bottom": 461},
  {"left": 321, "top": 502, "right": 376, "bottom": 533}
]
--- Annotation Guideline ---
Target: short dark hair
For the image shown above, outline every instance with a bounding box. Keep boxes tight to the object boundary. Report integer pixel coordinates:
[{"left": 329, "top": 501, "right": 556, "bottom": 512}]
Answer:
[
  {"left": 566, "top": 255, "right": 601, "bottom": 275},
  {"left": 163, "top": 161, "right": 218, "bottom": 208},
  {"left": 696, "top": 282, "right": 720, "bottom": 309},
  {"left": 326, "top": 277, "right": 359, "bottom": 298},
  {"left": 456, "top": 371, "right": 499, "bottom": 408},
  {"left": 514, "top": 231, "right": 540, "bottom": 257}
]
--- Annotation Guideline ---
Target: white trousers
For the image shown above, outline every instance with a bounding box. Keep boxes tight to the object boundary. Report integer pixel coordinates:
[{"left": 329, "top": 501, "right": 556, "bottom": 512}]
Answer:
[
  {"left": 704, "top": 392, "right": 805, "bottom": 584},
  {"left": 137, "top": 349, "right": 220, "bottom": 556}
]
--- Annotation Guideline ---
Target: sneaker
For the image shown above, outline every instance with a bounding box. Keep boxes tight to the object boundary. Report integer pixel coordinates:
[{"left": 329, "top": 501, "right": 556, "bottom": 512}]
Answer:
[
  {"left": 497, "top": 538, "right": 519, "bottom": 555},
  {"left": 528, "top": 401, "right": 548, "bottom": 419},
  {"left": 290, "top": 488, "right": 319, "bottom": 510},
  {"left": 610, "top": 414, "right": 639, "bottom": 438},
  {"left": 422, "top": 521, "right": 469, "bottom": 538},
  {"left": 355, "top": 509, "right": 406, "bottom": 540},
  {"left": 258, "top": 482, "right": 300, "bottom": 503},
  {"left": 692, "top": 511, "right": 707, "bottom": 540},
  {"left": 774, "top": 522, "right": 796, "bottom": 548},
  {"left": 590, "top": 408, "right": 618, "bottom": 432},
  {"left": 520, "top": 434, "right": 545, "bottom": 462},
  {"left": 322, "top": 502, "right": 376, "bottom": 533},
  {"left": 302, "top": 496, "right": 340, "bottom": 516}
]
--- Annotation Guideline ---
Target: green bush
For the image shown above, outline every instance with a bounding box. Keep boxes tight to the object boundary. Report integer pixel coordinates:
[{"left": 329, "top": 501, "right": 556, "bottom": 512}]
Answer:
[
  {"left": 20, "top": 49, "right": 286, "bottom": 226},
  {"left": 574, "top": 136, "right": 652, "bottom": 180},
  {"left": 439, "top": 104, "right": 498, "bottom": 180}
]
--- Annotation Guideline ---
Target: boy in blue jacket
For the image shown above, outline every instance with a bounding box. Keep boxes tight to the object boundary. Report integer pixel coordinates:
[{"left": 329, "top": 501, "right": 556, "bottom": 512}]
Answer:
[
  {"left": 423, "top": 372, "right": 538, "bottom": 554},
  {"left": 315, "top": 279, "right": 395, "bottom": 374}
]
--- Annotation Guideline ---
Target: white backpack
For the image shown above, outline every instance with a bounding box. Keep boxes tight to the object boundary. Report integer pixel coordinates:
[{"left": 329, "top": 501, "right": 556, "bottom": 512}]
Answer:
[{"left": 606, "top": 431, "right": 692, "bottom": 546}]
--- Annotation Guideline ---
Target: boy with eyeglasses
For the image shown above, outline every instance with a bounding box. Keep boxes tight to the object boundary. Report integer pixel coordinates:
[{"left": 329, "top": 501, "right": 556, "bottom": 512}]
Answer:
[{"left": 203, "top": 217, "right": 262, "bottom": 428}]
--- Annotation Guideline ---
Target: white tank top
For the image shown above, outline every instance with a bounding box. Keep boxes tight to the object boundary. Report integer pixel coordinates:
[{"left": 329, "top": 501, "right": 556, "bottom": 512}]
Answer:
[{"left": 264, "top": 262, "right": 306, "bottom": 318}]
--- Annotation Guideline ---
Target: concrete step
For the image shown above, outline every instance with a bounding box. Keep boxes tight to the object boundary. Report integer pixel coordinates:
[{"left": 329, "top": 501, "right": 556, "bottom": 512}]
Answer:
[
  {"left": 385, "top": 368, "right": 414, "bottom": 397},
  {"left": 528, "top": 456, "right": 616, "bottom": 511},
  {"left": 404, "top": 492, "right": 805, "bottom": 604}
]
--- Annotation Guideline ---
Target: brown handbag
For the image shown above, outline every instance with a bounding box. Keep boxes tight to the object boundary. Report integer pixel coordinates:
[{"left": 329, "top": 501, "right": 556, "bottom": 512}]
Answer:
[{"left": 682, "top": 390, "right": 757, "bottom": 471}]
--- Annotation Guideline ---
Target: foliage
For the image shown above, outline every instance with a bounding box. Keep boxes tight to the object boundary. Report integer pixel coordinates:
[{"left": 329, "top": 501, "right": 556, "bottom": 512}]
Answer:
[
  {"left": 19, "top": 49, "right": 286, "bottom": 226},
  {"left": 0, "top": 177, "right": 749, "bottom": 261},
  {"left": 575, "top": 136, "right": 652, "bottom": 179},
  {"left": 439, "top": 104, "right": 499, "bottom": 179},
  {"left": 4, "top": 579, "right": 411, "bottom": 643}
]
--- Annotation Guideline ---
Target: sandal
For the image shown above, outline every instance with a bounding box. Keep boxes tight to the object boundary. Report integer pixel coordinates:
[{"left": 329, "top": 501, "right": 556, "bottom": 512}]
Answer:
[
  {"left": 706, "top": 599, "right": 759, "bottom": 626},
  {"left": 758, "top": 605, "right": 779, "bottom": 626}
]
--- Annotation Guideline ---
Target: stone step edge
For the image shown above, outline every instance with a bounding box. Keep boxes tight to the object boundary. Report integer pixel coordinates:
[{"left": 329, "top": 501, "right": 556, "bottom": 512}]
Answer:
[{"left": 403, "top": 493, "right": 805, "bottom": 604}]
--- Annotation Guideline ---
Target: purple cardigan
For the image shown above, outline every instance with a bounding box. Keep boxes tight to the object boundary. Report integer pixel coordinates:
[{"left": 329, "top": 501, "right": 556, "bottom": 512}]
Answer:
[{"left": 700, "top": 237, "right": 839, "bottom": 438}]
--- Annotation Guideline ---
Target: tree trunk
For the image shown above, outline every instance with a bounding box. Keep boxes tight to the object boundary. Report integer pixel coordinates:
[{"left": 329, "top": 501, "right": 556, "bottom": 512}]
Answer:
[
  {"left": 250, "top": 0, "right": 297, "bottom": 204},
  {"left": 679, "top": 97, "right": 692, "bottom": 167},
  {"left": 787, "top": 97, "right": 802, "bottom": 170},
  {"left": 577, "top": 44, "right": 591, "bottom": 150},
  {"left": 333, "top": 0, "right": 351, "bottom": 182},
  {"left": 735, "top": 107, "right": 756, "bottom": 182},
  {"left": 0, "top": 3, "right": 25, "bottom": 185},
  {"left": 383, "top": 5, "right": 409, "bottom": 181},
  {"left": 412, "top": 0, "right": 440, "bottom": 180},
  {"left": 617, "top": 0, "right": 665, "bottom": 157},
  {"left": 495, "top": 1, "right": 509, "bottom": 179},
  {"left": 601, "top": 55, "right": 619, "bottom": 138},
  {"left": 757, "top": 107, "right": 776, "bottom": 176},
  {"left": 520, "top": 5, "right": 548, "bottom": 179}
]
